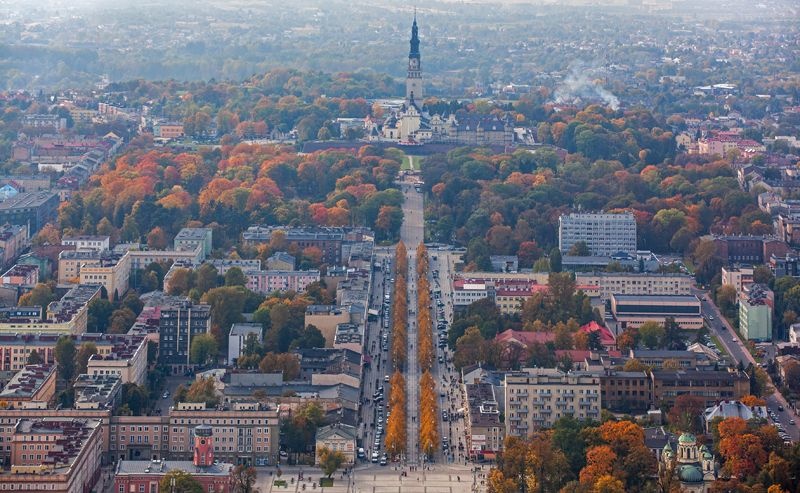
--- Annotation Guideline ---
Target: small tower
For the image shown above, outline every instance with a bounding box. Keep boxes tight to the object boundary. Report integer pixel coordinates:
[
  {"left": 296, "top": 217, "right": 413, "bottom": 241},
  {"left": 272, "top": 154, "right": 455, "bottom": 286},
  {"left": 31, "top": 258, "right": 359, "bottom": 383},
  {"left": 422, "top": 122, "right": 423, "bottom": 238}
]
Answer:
[
  {"left": 193, "top": 424, "right": 214, "bottom": 467},
  {"left": 406, "top": 12, "right": 423, "bottom": 103}
]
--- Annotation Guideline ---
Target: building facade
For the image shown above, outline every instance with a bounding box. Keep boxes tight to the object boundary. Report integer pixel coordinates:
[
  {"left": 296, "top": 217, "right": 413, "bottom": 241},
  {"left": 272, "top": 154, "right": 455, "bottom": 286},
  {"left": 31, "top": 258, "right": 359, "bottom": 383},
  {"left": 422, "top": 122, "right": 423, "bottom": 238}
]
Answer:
[
  {"left": 558, "top": 212, "right": 637, "bottom": 257},
  {"left": 157, "top": 299, "right": 212, "bottom": 372},
  {"left": 610, "top": 294, "right": 703, "bottom": 330},
  {"left": 738, "top": 283, "right": 773, "bottom": 342},
  {"left": 651, "top": 370, "right": 749, "bottom": 408},
  {"left": 575, "top": 272, "right": 693, "bottom": 301}
]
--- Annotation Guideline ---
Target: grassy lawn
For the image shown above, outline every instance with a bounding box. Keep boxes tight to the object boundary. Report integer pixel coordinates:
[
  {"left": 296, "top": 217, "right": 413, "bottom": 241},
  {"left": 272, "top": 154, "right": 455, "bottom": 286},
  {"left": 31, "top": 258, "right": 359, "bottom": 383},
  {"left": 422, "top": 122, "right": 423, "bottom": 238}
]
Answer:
[
  {"left": 710, "top": 334, "right": 731, "bottom": 360},
  {"left": 273, "top": 480, "right": 287, "bottom": 487},
  {"left": 401, "top": 155, "right": 420, "bottom": 171},
  {"left": 319, "top": 478, "right": 334, "bottom": 487}
]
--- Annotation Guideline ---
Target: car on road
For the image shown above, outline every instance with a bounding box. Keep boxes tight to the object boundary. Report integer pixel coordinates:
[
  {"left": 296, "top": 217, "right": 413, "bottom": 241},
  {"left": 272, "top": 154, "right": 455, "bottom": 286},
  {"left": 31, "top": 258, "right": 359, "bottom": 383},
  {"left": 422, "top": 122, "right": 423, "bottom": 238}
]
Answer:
[
  {"left": 371, "top": 451, "right": 379, "bottom": 463},
  {"left": 357, "top": 448, "right": 365, "bottom": 459},
  {"left": 380, "top": 456, "right": 387, "bottom": 466},
  {"left": 732, "top": 337, "right": 738, "bottom": 342},
  {"left": 790, "top": 419, "right": 796, "bottom": 425},
  {"left": 778, "top": 405, "right": 785, "bottom": 411},
  {"left": 708, "top": 316, "right": 714, "bottom": 320},
  {"left": 162, "top": 391, "right": 170, "bottom": 399},
  {"left": 384, "top": 375, "right": 390, "bottom": 382}
]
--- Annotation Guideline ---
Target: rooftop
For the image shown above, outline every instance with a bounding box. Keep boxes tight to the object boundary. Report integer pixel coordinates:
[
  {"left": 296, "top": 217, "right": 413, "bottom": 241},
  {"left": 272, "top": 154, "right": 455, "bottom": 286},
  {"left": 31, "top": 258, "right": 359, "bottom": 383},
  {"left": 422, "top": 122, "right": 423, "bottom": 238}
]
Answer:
[
  {"left": 74, "top": 373, "right": 121, "bottom": 409},
  {"left": 0, "top": 191, "right": 58, "bottom": 210},
  {"left": 0, "top": 364, "right": 55, "bottom": 399},
  {"left": 174, "top": 228, "right": 212, "bottom": 241},
  {"left": 116, "top": 459, "right": 233, "bottom": 476},
  {"left": 612, "top": 294, "right": 700, "bottom": 303},
  {"left": 11, "top": 418, "right": 101, "bottom": 473},
  {"left": 47, "top": 284, "right": 101, "bottom": 323},
  {"left": 229, "top": 323, "right": 263, "bottom": 337}
]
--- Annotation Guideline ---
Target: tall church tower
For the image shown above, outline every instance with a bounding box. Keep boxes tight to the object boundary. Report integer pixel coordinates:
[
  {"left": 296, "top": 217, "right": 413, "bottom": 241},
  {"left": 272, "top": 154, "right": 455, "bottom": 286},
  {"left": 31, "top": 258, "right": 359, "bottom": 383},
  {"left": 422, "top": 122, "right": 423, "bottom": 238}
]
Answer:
[{"left": 406, "top": 13, "right": 423, "bottom": 103}]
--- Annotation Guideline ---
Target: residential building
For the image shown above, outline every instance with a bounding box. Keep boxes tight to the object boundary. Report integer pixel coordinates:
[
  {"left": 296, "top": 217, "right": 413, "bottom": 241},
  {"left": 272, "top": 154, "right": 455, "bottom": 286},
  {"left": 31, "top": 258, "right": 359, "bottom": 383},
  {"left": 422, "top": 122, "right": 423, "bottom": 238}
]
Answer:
[
  {"left": 205, "top": 259, "right": 261, "bottom": 276},
  {"left": 295, "top": 348, "right": 361, "bottom": 388},
  {"left": 86, "top": 334, "right": 148, "bottom": 385},
  {"left": 1, "top": 264, "right": 39, "bottom": 286},
  {"left": 0, "top": 332, "right": 142, "bottom": 372},
  {"left": 114, "top": 425, "right": 233, "bottom": 493},
  {"left": 58, "top": 249, "right": 131, "bottom": 299},
  {"left": 246, "top": 270, "right": 320, "bottom": 295},
  {"left": 152, "top": 122, "right": 185, "bottom": 139},
  {"left": 227, "top": 323, "right": 263, "bottom": 365},
  {"left": 242, "top": 226, "right": 373, "bottom": 265},
  {"left": 599, "top": 369, "right": 652, "bottom": 412},
  {"left": 61, "top": 235, "right": 110, "bottom": 252},
  {"left": 709, "top": 235, "right": 790, "bottom": 265},
  {"left": 315, "top": 423, "right": 357, "bottom": 465},
  {"left": 0, "top": 191, "right": 59, "bottom": 234},
  {"left": 464, "top": 383, "right": 503, "bottom": 460},
  {"left": 770, "top": 253, "right": 800, "bottom": 278},
  {"left": 579, "top": 321, "right": 617, "bottom": 350},
  {"left": 174, "top": 228, "right": 213, "bottom": 257},
  {"left": 650, "top": 369, "right": 749, "bottom": 408},
  {"left": 721, "top": 266, "right": 753, "bottom": 295},
  {"left": 73, "top": 373, "right": 122, "bottom": 410},
  {"left": 610, "top": 294, "right": 703, "bottom": 330},
  {"left": 739, "top": 284, "right": 773, "bottom": 341},
  {"left": 0, "top": 364, "right": 56, "bottom": 409},
  {"left": 304, "top": 305, "right": 352, "bottom": 347},
  {"left": 504, "top": 368, "right": 601, "bottom": 435},
  {"left": 127, "top": 246, "right": 205, "bottom": 270},
  {"left": 265, "top": 252, "right": 295, "bottom": 271},
  {"left": 558, "top": 212, "right": 637, "bottom": 257},
  {"left": 490, "top": 255, "right": 518, "bottom": 273},
  {"left": 629, "top": 349, "right": 712, "bottom": 370},
  {"left": 494, "top": 329, "right": 556, "bottom": 367},
  {"left": 21, "top": 114, "right": 67, "bottom": 132},
  {"left": 0, "top": 224, "right": 28, "bottom": 268},
  {"left": 575, "top": 272, "right": 693, "bottom": 301},
  {"left": 157, "top": 297, "right": 212, "bottom": 372},
  {"left": 333, "top": 323, "right": 363, "bottom": 354},
  {"left": 0, "top": 418, "right": 103, "bottom": 493},
  {"left": 703, "top": 400, "right": 768, "bottom": 432},
  {"left": 0, "top": 284, "right": 101, "bottom": 336}
]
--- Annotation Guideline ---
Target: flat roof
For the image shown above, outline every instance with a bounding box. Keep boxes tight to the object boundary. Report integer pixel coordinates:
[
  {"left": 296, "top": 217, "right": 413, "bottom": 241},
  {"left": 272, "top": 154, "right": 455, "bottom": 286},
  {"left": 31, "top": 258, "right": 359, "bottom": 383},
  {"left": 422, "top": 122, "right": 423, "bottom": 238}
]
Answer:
[{"left": 612, "top": 294, "right": 699, "bottom": 302}]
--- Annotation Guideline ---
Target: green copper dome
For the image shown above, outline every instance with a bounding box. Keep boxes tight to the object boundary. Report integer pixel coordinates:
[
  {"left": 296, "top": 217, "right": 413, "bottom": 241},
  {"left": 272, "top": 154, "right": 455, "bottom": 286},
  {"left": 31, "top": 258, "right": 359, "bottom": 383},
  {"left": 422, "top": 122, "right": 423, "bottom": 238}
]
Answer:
[
  {"left": 678, "top": 432, "right": 696, "bottom": 444},
  {"left": 679, "top": 465, "right": 704, "bottom": 483}
]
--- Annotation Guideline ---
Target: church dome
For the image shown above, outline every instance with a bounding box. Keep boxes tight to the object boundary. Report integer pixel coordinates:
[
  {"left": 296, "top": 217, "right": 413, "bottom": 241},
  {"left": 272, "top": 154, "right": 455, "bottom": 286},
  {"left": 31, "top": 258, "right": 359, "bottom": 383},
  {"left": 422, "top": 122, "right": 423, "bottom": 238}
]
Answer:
[
  {"left": 678, "top": 465, "right": 704, "bottom": 483},
  {"left": 678, "top": 432, "right": 696, "bottom": 444}
]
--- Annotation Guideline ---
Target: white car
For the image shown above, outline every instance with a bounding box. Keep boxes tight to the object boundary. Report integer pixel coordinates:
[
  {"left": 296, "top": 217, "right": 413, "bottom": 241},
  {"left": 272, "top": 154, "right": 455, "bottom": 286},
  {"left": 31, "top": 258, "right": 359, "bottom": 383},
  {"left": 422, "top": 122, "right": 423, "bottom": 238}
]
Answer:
[{"left": 732, "top": 338, "right": 738, "bottom": 343}]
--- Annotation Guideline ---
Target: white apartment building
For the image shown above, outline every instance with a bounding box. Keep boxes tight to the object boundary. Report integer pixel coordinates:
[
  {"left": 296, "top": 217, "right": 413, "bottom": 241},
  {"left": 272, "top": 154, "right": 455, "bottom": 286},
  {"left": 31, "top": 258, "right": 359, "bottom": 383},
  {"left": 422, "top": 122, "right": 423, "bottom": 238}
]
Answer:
[
  {"left": 559, "top": 212, "right": 637, "bottom": 256},
  {"left": 504, "top": 368, "right": 601, "bottom": 436},
  {"left": 721, "top": 266, "right": 754, "bottom": 296},
  {"left": 575, "top": 272, "right": 693, "bottom": 301}
]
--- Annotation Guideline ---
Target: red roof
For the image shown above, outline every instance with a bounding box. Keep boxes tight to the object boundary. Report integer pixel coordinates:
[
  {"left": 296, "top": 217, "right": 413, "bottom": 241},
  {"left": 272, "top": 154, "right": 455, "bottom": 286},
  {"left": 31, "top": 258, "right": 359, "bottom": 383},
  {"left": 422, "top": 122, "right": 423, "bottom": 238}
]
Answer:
[
  {"left": 495, "top": 329, "right": 555, "bottom": 347},
  {"left": 580, "top": 321, "right": 616, "bottom": 347}
]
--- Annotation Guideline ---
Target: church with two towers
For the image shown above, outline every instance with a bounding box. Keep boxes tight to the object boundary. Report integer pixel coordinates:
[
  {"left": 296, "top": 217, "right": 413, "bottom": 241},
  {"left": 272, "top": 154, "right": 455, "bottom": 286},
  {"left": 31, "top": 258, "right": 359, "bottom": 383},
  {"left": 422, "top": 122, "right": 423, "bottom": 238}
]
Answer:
[{"left": 367, "top": 15, "right": 514, "bottom": 147}]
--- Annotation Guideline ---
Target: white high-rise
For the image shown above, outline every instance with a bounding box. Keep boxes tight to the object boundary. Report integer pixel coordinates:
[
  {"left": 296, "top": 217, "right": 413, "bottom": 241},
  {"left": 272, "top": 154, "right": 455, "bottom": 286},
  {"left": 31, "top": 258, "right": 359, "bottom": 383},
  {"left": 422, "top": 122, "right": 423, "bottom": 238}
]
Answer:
[{"left": 559, "top": 212, "right": 637, "bottom": 256}]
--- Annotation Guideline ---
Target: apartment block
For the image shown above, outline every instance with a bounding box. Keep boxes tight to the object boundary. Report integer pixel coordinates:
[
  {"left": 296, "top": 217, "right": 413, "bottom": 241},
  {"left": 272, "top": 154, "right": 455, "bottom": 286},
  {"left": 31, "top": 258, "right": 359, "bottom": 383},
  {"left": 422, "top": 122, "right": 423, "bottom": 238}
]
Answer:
[
  {"left": 0, "top": 191, "right": 59, "bottom": 235},
  {"left": 504, "top": 369, "right": 601, "bottom": 436},
  {"left": 61, "top": 235, "right": 110, "bottom": 252},
  {"left": 721, "top": 266, "right": 753, "bottom": 295},
  {"left": 174, "top": 228, "right": 213, "bottom": 257},
  {"left": 558, "top": 212, "right": 637, "bottom": 256},
  {"left": 86, "top": 334, "right": 148, "bottom": 385},
  {"left": 0, "top": 364, "right": 56, "bottom": 409},
  {"left": 464, "top": 383, "right": 503, "bottom": 460},
  {"left": 246, "top": 269, "right": 320, "bottom": 294},
  {"left": 153, "top": 122, "right": 185, "bottom": 139},
  {"left": 73, "top": 373, "right": 122, "bottom": 410},
  {"left": 58, "top": 249, "right": 131, "bottom": 299},
  {"left": 1, "top": 264, "right": 39, "bottom": 286},
  {"left": 575, "top": 272, "right": 692, "bottom": 301},
  {"left": 157, "top": 297, "right": 212, "bottom": 372},
  {"left": 305, "top": 305, "right": 352, "bottom": 347},
  {"left": 610, "top": 294, "right": 703, "bottom": 330},
  {"left": 0, "top": 224, "right": 28, "bottom": 268},
  {"left": 599, "top": 369, "right": 652, "bottom": 412},
  {"left": 0, "top": 284, "right": 100, "bottom": 336},
  {"left": 0, "top": 418, "right": 103, "bottom": 493},
  {"left": 739, "top": 284, "right": 773, "bottom": 342},
  {"left": 242, "top": 226, "right": 373, "bottom": 265}
]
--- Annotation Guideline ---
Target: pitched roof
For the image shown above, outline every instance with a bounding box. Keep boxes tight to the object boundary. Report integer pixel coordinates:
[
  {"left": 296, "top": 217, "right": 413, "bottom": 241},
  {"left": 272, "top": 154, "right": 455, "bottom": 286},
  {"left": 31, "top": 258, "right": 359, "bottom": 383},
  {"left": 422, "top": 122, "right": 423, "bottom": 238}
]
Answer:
[{"left": 495, "top": 329, "right": 555, "bottom": 347}]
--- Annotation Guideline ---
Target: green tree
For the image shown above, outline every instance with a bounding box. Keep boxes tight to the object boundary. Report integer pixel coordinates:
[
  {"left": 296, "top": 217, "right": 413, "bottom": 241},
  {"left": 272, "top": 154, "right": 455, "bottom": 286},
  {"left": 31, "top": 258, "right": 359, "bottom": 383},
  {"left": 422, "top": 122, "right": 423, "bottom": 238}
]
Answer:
[
  {"left": 190, "top": 333, "right": 219, "bottom": 365},
  {"left": 108, "top": 307, "right": 137, "bottom": 333},
  {"left": 55, "top": 336, "right": 77, "bottom": 383},
  {"left": 549, "top": 248, "right": 563, "bottom": 273},
  {"left": 179, "top": 377, "right": 219, "bottom": 408},
  {"left": 195, "top": 263, "right": 220, "bottom": 294},
  {"left": 317, "top": 446, "right": 346, "bottom": 478},
  {"left": 224, "top": 267, "right": 247, "bottom": 287},
  {"left": 638, "top": 321, "right": 665, "bottom": 349},
  {"left": 159, "top": 470, "right": 203, "bottom": 493},
  {"left": 87, "top": 298, "right": 113, "bottom": 333},
  {"left": 120, "top": 383, "right": 150, "bottom": 416},
  {"left": 291, "top": 324, "right": 326, "bottom": 349},
  {"left": 26, "top": 350, "right": 43, "bottom": 365},
  {"left": 18, "top": 283, "right": 56, "bottom": 310},
  {"left": 567, "top": 241, "right": 590, "bottom": 256},
  {"left": 74, "top": 342, "right": 98, "bottom": 375}
]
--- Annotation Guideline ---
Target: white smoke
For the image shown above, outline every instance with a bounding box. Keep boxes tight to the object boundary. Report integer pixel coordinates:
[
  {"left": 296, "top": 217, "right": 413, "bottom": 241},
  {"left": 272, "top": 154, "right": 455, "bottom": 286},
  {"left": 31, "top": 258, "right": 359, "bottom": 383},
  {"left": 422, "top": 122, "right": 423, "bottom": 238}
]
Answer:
[{"left": 553, "top": 61, "right": 620, "bottom": 111}]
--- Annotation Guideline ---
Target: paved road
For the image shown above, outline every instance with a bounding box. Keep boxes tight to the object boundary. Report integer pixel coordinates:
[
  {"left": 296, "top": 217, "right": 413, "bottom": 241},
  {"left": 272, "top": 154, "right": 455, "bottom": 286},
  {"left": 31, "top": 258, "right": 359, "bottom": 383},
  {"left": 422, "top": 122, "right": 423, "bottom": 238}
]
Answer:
[{"left": 696, "top": 289, "right": 799, "bottom": 442}]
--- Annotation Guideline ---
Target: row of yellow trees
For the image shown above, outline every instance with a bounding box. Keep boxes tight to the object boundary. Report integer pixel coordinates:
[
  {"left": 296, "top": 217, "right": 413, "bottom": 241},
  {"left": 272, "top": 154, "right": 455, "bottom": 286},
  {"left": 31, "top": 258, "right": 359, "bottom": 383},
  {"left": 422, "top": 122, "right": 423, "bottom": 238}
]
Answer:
[
  {"left": 416, "top": 243, "right": 434, "bottom": 372},
  {"left": 391, "top": 241, "right": 408, "bottom": 370},
  {"left": 384, "top": 242, "right": 409, "bottom": 459},
  {"left": 415, "top": 243, "right": 440, "bottom": 458}
]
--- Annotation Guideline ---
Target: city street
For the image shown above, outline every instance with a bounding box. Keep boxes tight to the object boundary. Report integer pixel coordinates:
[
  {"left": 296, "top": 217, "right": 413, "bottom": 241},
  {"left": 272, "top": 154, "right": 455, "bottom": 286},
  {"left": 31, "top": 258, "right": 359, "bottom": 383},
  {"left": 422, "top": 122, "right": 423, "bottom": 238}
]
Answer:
[{"left": 696, "top": 290, "right": 799, "bottom": 441}]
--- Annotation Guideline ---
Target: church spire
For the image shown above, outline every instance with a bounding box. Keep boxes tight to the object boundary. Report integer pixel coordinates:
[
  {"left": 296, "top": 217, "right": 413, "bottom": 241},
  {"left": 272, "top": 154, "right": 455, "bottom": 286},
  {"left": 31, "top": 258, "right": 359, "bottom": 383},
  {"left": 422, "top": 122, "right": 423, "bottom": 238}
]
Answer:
[
  {"left": 409, "top": 12, "right": 420, "bottom": 59},
  {"left": 406, "top": 12, "right": 423, "bottom": 102}
]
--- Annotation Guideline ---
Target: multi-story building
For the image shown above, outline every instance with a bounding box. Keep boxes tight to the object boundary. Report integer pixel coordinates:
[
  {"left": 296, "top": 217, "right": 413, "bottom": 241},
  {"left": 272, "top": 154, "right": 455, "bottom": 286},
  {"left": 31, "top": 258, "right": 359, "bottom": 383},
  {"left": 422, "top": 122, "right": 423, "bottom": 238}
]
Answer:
[
  {"left": 0, "top": 284, "right": 100, "bottom": 336},
  {"left": 0, "top": 191, "right": 59, "bottom": 235},
  {"left": 558, "top": 212, "right": 637, "bottom": 257},
  {"left": 333, "top": 323, "right": 363, "bottom": 354},
  {"left": 246, "top": 270, "right": 320, "bottom": 295},
  {"left": 739, "top": 284, "right": 773, "bottom": 342},
  {"left": 721, "top": 266, "right": 754, "bottom": 295},
  {"left": 599, "top": 369, "right": 652, "bottom": 412},
  {"left": 174, "top": 228, "right": 213, "bottom": 257},
  {"left": 242, "top": 226, "right": 372, "bottom": 265},
  {"left": 304, "top": 305, "right": 352, "bottom": 347},
  {"left": 21, "top": 114, "right": 68, "bottom": 132},
  {"left": 157, "top": 298, "right": 212, "bottom": 372},
  {"left": 610, "top": 294, "right": 703, "bottom": 330},
  {"left": 61, "top": 235, "right": 110, "bottom": 252},
  {"left": 1, "top": 264, "right": 39, "bottom": 286},
  {"left": 73, "top": 373, "right": 122, "bottom": 410},
  {"left": 86, "top": 334, "right": 148, "bottom": 385},
  {"left": 464, "top": 383, "right": 503, "bottom": 460},
  {"left": 152, "top": 122, "right": 185, "bottom": 140},
  {"left": 504, "top": 368, "right": 601, "bottom": 436},
  {"left": 629, "top": 349, "right": 711, "bottom": 370},
  {"left": 114, "top": 425, "right": 233, "bottom": 493},
  {"left": 650, "top": 369, "right": 749, "bottom": 408},
  {"left": 315, "top": 423, "right": 357, "bottom": 465},
  {"left": 0, "top": 418, "right": 103, "bottom": 493},
  {"left": 205, "top": 259, "right": 261, "bottom": 276},
  {"left": 0, "top": 224, "right": 28, "bottom": 268},
  {"left": 265, "top": 252, "right": 295, "bottom": 271},
  {"left": 0, "top": 333, "right": 145, "bottom": 373},
  {"left": 575, "top": 272, "right": 693, "bottom": 302},
  {"left": 0, "top": 364, "right": 56, "bottom": 409},
  {"left": 127, "top": 246, "right": 205, "bottom": 271},
  {"left": 58, "top": 250, "right": 131, "bottom": 300},
  {"left": 709, "top": 235, "right": 790, "bottom": 265},
  {"left": 227, "top": 323, "right": 263, "bottom": 365}
]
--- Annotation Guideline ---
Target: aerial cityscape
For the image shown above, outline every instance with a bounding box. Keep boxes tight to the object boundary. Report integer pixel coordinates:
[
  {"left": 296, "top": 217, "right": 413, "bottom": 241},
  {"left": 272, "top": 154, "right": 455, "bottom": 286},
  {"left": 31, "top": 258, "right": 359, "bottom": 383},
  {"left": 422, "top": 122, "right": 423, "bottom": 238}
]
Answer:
[{"left": 0, "top": 0, "right": 799, "bottom": 492}]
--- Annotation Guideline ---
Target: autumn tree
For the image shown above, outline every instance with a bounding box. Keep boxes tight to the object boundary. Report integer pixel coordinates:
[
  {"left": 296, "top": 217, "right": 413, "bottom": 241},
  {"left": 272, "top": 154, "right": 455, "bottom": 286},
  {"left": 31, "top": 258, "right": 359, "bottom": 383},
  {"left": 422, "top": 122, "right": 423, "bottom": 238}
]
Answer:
[
  {"left": 317, "top": 446, "right": 346, "bottom": 478},
  {"left": 159, "top": 471, "right": 203, "bottom": 493},
  {"left": 190, "top": 333, "right": 219, "bottom": 365},
  {"left": 258, "top": 352, "right": 300, "bottom": 380},
  {"left": 232, "top": 465, "right": 257, "bottom": 493}
]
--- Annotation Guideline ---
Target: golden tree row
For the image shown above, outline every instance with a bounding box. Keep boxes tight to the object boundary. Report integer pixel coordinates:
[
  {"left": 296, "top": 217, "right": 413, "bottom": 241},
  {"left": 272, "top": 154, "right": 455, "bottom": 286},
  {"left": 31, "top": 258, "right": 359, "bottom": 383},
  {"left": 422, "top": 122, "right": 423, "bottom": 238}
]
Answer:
[
  {"left": 384, "top": 370, "right": 407, "bottom": 458},
  {"left": 418, "top": 370, "right": 440, "bottom": 458},
  {"left": 416, "top": 243, "right": 434, "bottom": 372},
  {"left": 391, "top": 242, "right": 408, "bottom": 370}
]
